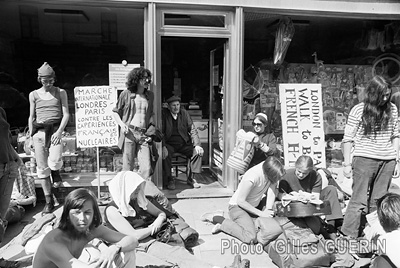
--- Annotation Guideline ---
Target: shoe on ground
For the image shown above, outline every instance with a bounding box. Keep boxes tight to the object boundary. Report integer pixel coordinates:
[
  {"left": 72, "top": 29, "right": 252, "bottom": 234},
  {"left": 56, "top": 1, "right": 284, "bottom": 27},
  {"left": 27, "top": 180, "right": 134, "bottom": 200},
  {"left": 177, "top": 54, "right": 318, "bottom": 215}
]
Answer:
[
  {"left": 187, "top": 178, "right": 201, "bottom": 188},
  {"left": 211, "top": 223, "right": 222, "bottom": 234},
  {"left": 240, "top": 259, "right": 250, "bottom": 268},
  {"left": 200, "top": 210, "right": 225, "bottom": 223},
  {"left": 42, "top": 202, "right": 55, "bottom": 215},
  {"left": 167, "top": 180, "right": 176, "bottom": 190},
  {"left": 53, "top": 181, "right": 63, "bottom": 188}
]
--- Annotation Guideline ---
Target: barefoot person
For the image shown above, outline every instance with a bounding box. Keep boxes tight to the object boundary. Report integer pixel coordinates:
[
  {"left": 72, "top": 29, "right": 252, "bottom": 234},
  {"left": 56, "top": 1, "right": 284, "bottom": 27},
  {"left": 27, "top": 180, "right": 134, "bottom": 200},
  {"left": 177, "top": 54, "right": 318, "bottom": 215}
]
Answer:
[
  {"left": 201, "top": 156, "right": 285, "bottom": 244},
  {"left": 33, "top": 188, "right": 137, "bottom": 268}
]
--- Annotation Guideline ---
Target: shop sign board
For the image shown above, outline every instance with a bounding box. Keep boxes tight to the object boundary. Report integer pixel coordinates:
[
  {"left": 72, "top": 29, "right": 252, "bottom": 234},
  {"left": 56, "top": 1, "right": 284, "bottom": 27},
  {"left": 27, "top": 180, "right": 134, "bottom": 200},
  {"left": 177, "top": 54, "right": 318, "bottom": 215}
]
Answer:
[
  {"left": 74, "top": 86, "right": 118, "bottom": 148},
  {"left": 279, "top": 84, "right": 326, "bottom": 168},
  {"left": 109, "top": 63, "right": 140, "bottom": 89}
]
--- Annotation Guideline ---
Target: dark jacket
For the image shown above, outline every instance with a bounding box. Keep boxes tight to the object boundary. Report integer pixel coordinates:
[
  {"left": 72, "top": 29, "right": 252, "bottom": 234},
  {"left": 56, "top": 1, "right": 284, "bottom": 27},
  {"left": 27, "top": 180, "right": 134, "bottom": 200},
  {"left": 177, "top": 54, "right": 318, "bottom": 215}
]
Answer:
[{"left": 162, "top": 107, "right": 201, "bottom": 147}]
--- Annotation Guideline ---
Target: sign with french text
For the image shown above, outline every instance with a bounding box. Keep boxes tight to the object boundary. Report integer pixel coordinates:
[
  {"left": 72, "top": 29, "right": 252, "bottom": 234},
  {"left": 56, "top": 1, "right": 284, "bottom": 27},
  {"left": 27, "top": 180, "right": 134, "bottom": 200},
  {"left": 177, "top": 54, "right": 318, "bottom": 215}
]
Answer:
[
  {"left": 279, "top": 84, "right": 326, "bottom": 168},
  {"left": 74, "top": 86, "right": 118, "bottom": 148}
]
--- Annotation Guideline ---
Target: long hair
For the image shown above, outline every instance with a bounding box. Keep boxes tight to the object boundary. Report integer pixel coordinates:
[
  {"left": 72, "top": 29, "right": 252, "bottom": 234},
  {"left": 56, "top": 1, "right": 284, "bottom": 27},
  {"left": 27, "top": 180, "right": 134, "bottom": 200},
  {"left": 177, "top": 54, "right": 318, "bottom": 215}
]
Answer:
[
  {"left": 126, "top": 67, "right": 152, "bottom": 93},
  {"left": 58, "top": 188, "right": 102, "bottom": 234},
  {"left": 262, "top": 156, "right": 285, "bottom": 184},
  {"left": 376, "top": 192, "right": 400, "bottom": 233},
  {"left": 362, "top": 75, "right": 392, "bottom": 136}
]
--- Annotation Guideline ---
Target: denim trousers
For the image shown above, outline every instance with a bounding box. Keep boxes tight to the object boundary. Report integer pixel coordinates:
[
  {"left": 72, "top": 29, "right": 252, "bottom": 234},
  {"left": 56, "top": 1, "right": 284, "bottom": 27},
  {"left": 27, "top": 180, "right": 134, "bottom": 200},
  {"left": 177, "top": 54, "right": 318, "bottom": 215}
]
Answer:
[
  {"left": 122, "top": 135, "right": 152, "bottom": 180},
  {"left": 0, "top": 160, "right": 18, "bottom": 221},
  {"left": 32, "top": 130, "right": 63, "bottom": 179},
  {"left": 220, "top": 205, "right": 257, "bottom": 244},
  {"left": 341, "top": 156, "right": 395, "bottom": 238}
]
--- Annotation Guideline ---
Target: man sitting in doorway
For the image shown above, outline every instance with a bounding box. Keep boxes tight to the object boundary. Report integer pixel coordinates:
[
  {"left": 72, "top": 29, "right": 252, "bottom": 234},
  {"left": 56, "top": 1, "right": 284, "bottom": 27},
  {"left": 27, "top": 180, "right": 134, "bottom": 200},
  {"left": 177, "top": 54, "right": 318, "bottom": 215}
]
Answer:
[{"left": 162, "top": 95, "right": 204, "bottom": 190}]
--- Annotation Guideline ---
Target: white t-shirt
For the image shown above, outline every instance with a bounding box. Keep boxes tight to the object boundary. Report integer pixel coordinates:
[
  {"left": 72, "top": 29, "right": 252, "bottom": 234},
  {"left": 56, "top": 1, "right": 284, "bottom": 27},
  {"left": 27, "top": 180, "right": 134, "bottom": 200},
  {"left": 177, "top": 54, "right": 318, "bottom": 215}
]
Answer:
[
  {"left": 378, "top": 229, "right": 400, "bottom": 267},
  {"left": 229, "top": 162, "right": 277, "bottom": 207}
]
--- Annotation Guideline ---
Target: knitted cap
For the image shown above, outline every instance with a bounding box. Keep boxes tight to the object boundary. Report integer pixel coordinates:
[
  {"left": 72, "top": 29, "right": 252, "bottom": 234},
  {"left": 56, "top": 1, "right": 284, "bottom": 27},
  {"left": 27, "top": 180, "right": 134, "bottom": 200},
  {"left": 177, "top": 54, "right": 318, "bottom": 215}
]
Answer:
[{"left": 37, "top": 62, "right": 55, "bottom": 77}]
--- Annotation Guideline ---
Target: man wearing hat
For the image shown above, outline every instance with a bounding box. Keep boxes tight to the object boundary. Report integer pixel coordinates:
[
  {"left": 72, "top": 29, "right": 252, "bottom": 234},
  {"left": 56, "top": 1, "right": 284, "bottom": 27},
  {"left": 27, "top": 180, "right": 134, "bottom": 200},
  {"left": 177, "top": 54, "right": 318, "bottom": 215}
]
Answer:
[
  {"left": 28, "top": 62, "right": 70, "bottom": 214},
  {"left": 162, "top": 96, "right": 203, "bottom": 190}
]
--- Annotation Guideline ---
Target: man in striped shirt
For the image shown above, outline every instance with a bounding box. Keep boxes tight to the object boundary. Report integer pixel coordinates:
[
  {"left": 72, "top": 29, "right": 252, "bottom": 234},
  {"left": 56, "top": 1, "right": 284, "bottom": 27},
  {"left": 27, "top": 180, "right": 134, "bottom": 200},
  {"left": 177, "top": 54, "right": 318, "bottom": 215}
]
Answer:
[{"left": 341, "top": 75, "right": 400, "bottom": 239}]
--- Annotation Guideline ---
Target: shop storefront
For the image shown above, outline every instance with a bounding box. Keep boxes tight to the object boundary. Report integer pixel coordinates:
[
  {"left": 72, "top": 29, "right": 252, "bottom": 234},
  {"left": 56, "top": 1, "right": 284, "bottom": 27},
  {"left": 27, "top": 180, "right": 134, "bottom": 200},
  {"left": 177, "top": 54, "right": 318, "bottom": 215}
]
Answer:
[{"left": 1, "top": 0, "right": 399, "bottom": 191}]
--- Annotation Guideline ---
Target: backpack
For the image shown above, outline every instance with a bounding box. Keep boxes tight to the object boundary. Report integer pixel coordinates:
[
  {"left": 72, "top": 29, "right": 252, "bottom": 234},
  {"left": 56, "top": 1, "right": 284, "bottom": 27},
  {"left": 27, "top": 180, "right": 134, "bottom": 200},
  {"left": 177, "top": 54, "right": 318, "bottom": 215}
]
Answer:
[{"left": 267, "top": 218, "right": 331, "bottom": 268}]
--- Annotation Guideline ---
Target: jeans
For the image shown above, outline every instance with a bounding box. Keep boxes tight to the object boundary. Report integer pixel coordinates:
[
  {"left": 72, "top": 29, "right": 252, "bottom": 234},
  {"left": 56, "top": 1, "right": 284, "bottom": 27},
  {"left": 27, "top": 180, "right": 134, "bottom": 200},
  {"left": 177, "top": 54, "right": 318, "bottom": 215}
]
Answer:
[
  {"left": 0, "top": 161, "right": 18, "bottom": 221},
  {"left": 321, "top": 185, "right": 343, "bottom": 221},
  {"left": 0, "top": 160, "right": 18, "bottom": 242},
  {"left": 122, "top": 133, "right": 152, "bottom": 180},
  {"left": 32, "top": 130, "right": 63, "bottom": 179},
  {"left": 341, "top": 156, "right": 395, "bottom": 238},
  {"left": 220, "top": 205, "right": 257, "bottom": 244}
]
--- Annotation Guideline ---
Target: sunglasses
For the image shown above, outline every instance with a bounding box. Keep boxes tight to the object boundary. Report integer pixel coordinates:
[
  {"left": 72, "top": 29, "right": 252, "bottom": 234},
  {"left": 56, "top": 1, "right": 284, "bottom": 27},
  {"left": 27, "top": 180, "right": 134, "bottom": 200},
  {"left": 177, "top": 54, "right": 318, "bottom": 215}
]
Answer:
[
  {"left": 252, "top": 122, "right": 263, "bottom": 127},
  {"left": 141, "top": 77, "right": 152, "bottom": 83}
]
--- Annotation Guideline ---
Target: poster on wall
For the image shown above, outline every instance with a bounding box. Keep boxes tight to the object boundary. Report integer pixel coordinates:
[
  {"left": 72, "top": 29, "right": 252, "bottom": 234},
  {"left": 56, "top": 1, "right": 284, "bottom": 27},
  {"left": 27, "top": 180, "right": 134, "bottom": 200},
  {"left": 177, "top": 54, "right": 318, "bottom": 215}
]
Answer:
[
  {"left": 279, "top": 84, "right": 326, "bottom": 168},
  {"left": 74, "top": 86, "right": 118, "bottom": 148},
  {"left": 109, "top": 63, "right": 140, "bottom": 90}
]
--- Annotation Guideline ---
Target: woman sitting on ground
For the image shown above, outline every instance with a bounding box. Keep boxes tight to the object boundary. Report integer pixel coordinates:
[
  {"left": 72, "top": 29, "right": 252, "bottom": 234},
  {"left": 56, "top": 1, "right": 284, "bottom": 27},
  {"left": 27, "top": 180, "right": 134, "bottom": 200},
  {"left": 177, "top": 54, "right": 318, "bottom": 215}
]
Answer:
[
  {"left": 104, "top": 171, "right": 247, "bottom": 268},
  {"left": 201, "top": 156, "right": 285, "bottom": 244}
]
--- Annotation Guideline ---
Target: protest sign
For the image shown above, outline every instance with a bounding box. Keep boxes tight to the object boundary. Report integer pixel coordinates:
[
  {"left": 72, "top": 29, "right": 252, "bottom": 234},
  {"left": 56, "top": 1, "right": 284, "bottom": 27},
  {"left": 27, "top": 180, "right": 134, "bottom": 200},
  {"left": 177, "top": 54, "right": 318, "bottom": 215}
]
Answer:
[
  {"left": 279, "top": 84, "right": 326, "bottom": 168},
  {"left": 74, "top": 86, "right": 118, "bottom": 148}
]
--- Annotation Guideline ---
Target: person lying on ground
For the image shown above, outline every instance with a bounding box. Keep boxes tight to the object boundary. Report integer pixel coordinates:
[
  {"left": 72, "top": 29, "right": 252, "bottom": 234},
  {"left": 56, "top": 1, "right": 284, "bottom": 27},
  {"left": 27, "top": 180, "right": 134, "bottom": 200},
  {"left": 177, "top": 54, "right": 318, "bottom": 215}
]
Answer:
[
  {"left": 33, "top": 188, "right": 138, "bottom": 268},
  {"left": 201, "top": 156, "right": 285, "bottom": 244},
  {"left": 104, "top": 171, "right": 247, "bottom": 268}
]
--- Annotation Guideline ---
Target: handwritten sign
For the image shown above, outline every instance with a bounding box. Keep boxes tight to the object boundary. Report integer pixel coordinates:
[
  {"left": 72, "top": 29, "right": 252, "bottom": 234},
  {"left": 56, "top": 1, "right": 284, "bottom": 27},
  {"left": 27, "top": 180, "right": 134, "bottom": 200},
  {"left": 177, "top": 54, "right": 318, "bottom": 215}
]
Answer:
[
  {"left": 279, "top": 84, "right": 326, "bottom": 168},
  {"left": 74, "top": 86, "right": 118, "bottom": 148}
]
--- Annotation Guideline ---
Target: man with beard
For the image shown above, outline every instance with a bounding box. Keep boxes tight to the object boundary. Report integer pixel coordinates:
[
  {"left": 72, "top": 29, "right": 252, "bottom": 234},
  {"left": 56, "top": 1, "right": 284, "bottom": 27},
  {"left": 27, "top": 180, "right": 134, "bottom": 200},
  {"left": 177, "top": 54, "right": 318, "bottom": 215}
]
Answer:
[{"left": 33, "top": 188, "right": 137, "bottom": 268}]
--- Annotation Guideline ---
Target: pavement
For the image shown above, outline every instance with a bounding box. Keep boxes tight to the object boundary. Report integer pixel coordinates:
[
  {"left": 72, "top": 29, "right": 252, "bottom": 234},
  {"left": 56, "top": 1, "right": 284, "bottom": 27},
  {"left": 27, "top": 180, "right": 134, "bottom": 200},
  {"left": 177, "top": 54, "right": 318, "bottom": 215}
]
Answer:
[
  {"left": 0, "top": 167, "right": 380, "bottom": 268},
  {"left": 0, "top": 196, "right": 277, "bottom": 268}
]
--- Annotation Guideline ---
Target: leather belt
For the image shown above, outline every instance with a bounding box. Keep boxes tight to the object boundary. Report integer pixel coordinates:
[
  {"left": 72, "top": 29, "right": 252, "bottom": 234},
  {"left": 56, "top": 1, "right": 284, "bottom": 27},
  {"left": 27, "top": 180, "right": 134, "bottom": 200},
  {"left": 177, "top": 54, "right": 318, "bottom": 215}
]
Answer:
[{"left": 129, "top": 125, "right": 146, "bottom": 134}]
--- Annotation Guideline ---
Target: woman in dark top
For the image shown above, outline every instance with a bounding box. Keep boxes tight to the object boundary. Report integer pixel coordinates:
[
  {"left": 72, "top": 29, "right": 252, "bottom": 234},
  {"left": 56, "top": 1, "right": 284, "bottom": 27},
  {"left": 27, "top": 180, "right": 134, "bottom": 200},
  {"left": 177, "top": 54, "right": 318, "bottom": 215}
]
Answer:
[{"left": 248, "top": 113, "right": 278, "bottom": 169}]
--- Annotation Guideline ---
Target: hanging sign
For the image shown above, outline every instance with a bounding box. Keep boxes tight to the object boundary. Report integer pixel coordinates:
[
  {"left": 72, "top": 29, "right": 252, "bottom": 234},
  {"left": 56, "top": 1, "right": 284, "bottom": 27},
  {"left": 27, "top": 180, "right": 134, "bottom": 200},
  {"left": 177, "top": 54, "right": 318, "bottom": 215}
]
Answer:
[
  {"left": 74, "top": 86, "right": 118, "bottom": 148},
  {"left": 279, "top": 84, "right": 326, "bottom": 168},
  {"left": 109, "top": 63, "right": 140, "bottom": 89}
]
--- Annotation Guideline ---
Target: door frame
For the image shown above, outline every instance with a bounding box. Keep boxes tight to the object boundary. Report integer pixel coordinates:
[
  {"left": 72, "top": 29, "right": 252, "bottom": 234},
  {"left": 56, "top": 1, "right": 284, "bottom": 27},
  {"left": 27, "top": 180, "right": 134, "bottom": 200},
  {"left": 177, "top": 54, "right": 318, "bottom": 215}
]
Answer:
[{"left": 144, "top": 4, "right": 244, "bottom": 190}]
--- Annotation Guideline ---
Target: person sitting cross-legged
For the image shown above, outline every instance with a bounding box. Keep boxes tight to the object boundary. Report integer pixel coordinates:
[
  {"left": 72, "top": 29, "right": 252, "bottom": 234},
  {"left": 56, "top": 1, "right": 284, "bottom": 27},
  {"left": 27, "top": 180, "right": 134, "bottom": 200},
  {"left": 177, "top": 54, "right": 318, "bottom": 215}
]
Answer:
[
  {"left": 201, "top": 157, "right": 285, "bottom": 244},
  {"left": 162, "top": 95, "right": 204, "bottom": 190},
  {"left": 33, "top": 188, "right": 137, "bottom": 268},
  {"left": 278, "top": 155, "right": 344, "bottom": 238}
]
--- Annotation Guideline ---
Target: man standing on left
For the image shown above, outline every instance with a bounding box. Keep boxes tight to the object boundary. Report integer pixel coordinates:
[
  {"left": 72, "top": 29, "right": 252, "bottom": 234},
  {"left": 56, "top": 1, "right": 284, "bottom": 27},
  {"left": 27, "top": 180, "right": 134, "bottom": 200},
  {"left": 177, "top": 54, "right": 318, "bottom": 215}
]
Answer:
[
  {"left": 113, "top": 67, "right": 155, "bottom": 177},
  {"left": 28, "top": 62, "right": 70, "bottom": 214},
  {"left": 33, "top": 188, "right": 137, "bottom": 268}
]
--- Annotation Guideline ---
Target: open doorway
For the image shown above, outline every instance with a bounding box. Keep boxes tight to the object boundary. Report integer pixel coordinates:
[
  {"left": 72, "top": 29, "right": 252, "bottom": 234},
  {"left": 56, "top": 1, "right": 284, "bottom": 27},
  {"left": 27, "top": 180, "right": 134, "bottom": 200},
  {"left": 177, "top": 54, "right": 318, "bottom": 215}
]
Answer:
[{"left": 161, "top": 36, "right": 227, "bottom": 193}]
